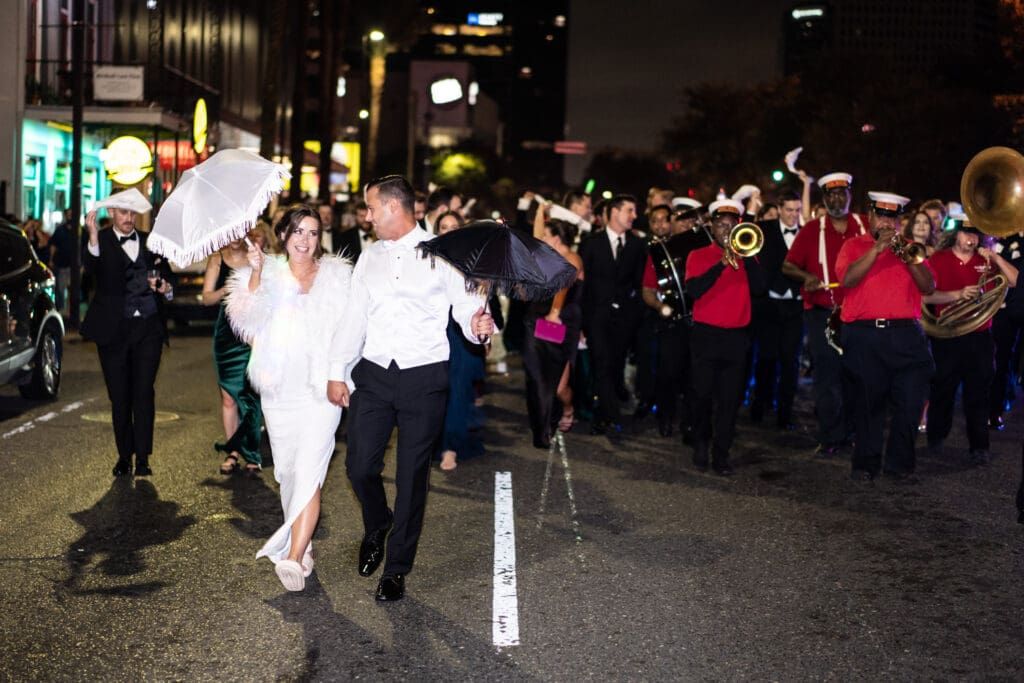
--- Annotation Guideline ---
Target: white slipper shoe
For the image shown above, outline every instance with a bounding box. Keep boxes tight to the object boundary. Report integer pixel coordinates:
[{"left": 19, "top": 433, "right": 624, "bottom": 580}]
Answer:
[{"left": 275, "top": 559, "right": 305, "bottom": 591}]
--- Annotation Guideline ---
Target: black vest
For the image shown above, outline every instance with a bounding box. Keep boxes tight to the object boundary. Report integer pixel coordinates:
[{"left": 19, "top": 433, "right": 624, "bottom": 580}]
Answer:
[{"left": 123, "top": 254, "right": 158, "bottom": 319}]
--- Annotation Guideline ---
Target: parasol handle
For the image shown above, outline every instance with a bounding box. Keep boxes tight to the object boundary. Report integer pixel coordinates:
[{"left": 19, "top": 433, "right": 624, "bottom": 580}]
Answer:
[{"left": 479, "top": 298, "right": 491, "bottom": 346}]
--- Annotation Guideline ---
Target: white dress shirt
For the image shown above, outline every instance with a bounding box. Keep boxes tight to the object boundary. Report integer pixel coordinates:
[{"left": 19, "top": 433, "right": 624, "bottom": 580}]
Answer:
[
  {"left": 88, "top": 229, "right": 139, "bottom": 261},
  {"left": 769, "top": 221, "right": 800, "bottom": 300},
  {"left": 605, "top": 227, "right": 626, "bottom": 258},
  {"left": 328, "top": 226, "right": 484, "bottom": 385}
]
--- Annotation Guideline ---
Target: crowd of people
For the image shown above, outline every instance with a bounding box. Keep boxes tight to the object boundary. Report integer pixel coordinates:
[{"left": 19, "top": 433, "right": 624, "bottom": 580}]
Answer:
[{"left": 64, "top": 164, "right": 1024, "bottom": 597}]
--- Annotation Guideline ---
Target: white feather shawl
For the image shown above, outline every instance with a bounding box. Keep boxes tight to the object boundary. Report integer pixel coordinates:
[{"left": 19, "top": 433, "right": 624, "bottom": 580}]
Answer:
[{"left": 225, "top": 254, "right": 352, "bottom": 398}]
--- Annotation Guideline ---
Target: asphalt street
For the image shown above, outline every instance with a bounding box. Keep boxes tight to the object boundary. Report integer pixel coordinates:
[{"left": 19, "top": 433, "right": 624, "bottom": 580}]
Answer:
[{"left": 0, "top": 330, "right": 1022, "bottom": 681}]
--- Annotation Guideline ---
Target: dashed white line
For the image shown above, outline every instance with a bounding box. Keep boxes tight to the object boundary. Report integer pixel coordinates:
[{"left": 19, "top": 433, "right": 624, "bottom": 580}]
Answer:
[
  {"left": 2, "top": 398, "right": 94, "bottom": 439},
  {"left": 493, "top": 471, "right": 520, "bottom": 649}
]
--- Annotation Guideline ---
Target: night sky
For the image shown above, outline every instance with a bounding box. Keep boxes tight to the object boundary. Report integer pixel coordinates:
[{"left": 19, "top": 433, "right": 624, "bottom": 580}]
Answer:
[{"left": 564, "top": 0, "right": 795, "bottom": 183}]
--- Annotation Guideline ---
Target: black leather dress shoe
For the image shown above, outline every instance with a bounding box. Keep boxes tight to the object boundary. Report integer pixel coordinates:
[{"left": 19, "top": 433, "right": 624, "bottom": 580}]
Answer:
[
  {"left": 358, "top": 522, "right": 392, "bottom": 577},
  {"left": 815, "top": 443, "right": 840, "bottom": 458},
  {"left": 134, "top": 463, "right": 153, "bottom": 477},
  {"left": 776, "top": 420, "right": 797, "bottom": 432},
  {"left": 375, "top": 573, "right": 405, "bottom": 601},
  {"left": 633, "top": 401, "right": 652, "bottom": 420},
  {"left": 657, "top": 420, "right": 673, "bottom": 437},
  {"left": 712, "top": 463, "right": 735, "bottom": 477},
  {"left": 989, "top": 415, "right": 1006, "bottom": 431},
  {"left": 112, "top": 460, "right": 131, "bottom": 477},
  {"left": 692, "top": 442, "right": 709, "bottom": 471},
  {"left": 850, "top": 469, "right": 874, "bottom": 482}
]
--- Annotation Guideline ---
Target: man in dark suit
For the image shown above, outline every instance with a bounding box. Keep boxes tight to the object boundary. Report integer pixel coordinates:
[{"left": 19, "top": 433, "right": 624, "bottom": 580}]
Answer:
[
  {"left": 81, "top": 189, "right": 174, "bottom": 477},
  {"left": 318, "top": 202, "right": 341, "bottom": 254},
  {"left": 579, "top": 194, "right": 646, "bottom": 438},
  {"left": 336, "top": 201, "right": 375, "bottom": 263},
  {"left": 750, "top": 191, "right": 805, "bottom": 429}
]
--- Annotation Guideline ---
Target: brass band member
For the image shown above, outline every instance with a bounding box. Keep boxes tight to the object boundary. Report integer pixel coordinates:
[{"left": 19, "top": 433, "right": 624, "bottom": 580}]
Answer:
[
  {"left": 782, "top": 172, "right": 868, "bottom": 456},
  {"left": 639, "top": 201, "right": 708, "bottom": 437},
  {"left": 835, "top": 192, "right": 935, "bottom": 482},
  {"left": 684, "top": 199, "right": 766, "bottom": 475},
  {"left": 923, "top": 218, "right": 1017, "bottom": 464}
]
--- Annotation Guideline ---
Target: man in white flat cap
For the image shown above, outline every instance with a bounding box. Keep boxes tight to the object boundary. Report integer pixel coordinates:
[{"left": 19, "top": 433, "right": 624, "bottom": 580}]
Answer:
[
  {"left": 782, "top": 171, "right": 869, "bottom": 457},
  {"left": 81, "top": 188, "right": 174, "bottom": 478},
  {"left": 835, "top": 191, "right": 935, "bottom": 483}
]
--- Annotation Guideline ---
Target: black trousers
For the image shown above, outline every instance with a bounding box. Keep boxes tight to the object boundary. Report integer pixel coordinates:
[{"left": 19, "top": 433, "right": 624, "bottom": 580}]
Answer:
[
  {"left": 928, "top": 330, "right": 993, "bottom": 451},
  {"left": 990, "top": 307, "right": 1024, "bottom": 417},
  {"left": 96, "top": 315, "right": 164, "bottom": 464},
  {"left": 521, "top": 320, "right": 565, "bottom": 447},
  {"left": 805, "top": 307, "right": 849, "bottom": 445},
  {"left": 751, "top": 298, "right": 804, "bottom": 422},
  {"left": 585, "top": 310, "right": 640, "bottom": 423},
  {"left": 842, "top": 322, "right": 934, "bottom": 475},
  {"left": 691, "top": 323, "right": 749, "bottom": 464},
  {"left": 345, "top": 359, "right": 448, "bottom": 575}
]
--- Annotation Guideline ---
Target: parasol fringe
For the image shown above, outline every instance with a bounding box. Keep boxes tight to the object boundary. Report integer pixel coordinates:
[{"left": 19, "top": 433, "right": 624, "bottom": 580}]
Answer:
[
  {"left": 148, "top": 218, "right": 259, "bottom": 268},
  {"left": 148, "top": 164, "right": 288, "bottom": 268}
]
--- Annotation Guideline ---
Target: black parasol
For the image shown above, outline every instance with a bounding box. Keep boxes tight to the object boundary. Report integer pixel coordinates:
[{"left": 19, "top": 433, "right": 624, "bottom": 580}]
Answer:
[{"left": 417, "top": 219, "right": 578, "bottom": 300}]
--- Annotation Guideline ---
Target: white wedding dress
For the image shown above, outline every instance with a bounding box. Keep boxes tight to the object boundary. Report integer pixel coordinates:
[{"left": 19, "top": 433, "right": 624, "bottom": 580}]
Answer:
[{"left": 225, "top": 254, "right": 351, "bottom": 565}]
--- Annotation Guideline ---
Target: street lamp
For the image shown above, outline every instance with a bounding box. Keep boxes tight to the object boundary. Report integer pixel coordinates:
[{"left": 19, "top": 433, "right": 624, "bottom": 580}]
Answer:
[{"left": 366, "top": 30, "right": 386, "bottom": 177}]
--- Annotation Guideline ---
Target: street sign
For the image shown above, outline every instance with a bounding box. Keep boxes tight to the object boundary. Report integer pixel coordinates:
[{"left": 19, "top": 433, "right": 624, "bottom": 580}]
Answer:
[{"left": 554, "top": 141, "right": 587, "bottom": 155}]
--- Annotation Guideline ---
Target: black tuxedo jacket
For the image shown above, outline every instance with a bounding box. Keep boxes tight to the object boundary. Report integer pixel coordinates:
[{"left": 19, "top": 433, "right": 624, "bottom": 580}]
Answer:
[
  {"left": 579, "top": 229, "right": 647, "bottom": 325},
  {"left": 81, "top": 228, "right": 172, "bottom": 346},
  {"left": 755, "top": 219, "right": 802, "bottom": 299},
  {"left": 336, "top": 228, "right": 372, "bottom": 263}
]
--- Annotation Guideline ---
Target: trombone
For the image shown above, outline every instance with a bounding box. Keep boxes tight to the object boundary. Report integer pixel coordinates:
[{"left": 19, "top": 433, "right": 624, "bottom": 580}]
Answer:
[{"left": 723, "top": 222, "right": 764, "bottom": 269}]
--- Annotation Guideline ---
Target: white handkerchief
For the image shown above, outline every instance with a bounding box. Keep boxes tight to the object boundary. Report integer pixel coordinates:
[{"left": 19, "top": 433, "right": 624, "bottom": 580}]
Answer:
[{"left": 94, "top": 188, "right": 153, "bottom": 214}]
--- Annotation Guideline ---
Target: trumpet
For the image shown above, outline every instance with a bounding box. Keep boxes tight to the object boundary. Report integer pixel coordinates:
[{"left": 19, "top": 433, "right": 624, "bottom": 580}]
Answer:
[
  {"left": 890, "top": 234, "right": 927, "bottom": 265},
  {"left": 723, "top": 222, "right": 764, "bottom": 269}
]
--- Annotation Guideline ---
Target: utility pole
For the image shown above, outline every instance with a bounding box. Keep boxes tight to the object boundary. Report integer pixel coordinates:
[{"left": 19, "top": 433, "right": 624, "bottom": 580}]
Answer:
[{"left": 69, "top": 0, "right": 85, "bottom": 328}]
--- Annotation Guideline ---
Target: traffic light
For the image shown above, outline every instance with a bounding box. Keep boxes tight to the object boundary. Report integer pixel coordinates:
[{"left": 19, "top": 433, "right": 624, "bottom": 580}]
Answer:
[{"left": 771, "top": 169, "right": 785, "bottom": 182}]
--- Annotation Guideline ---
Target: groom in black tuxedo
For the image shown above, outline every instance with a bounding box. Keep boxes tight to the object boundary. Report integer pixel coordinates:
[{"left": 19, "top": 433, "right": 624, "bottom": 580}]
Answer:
[
  {"left": 750, "top": 191, "right": 805, "bottom": 429},
  {"left": 579, "top": 194, "right": 647, "bottom": 438},
  {"left": 81, "top": 189, "right": 174, "bottom": 477}
]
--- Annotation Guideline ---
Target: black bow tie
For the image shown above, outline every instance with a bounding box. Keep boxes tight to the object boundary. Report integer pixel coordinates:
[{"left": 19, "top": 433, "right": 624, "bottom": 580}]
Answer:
[
  {"left": 118, "top": 232, "right": 137, "bottom": 244},
  {"left": 782, "top": 227, "right": 798, "bottom": 235}
]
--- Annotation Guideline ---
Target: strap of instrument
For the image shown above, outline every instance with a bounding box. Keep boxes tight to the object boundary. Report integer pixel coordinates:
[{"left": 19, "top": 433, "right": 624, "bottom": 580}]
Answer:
[
  {"left": 818, "top": 216, "right": 831, "bottom": 289},
  {"left": 657, "top": 241, "right": 689, "bottom": 320}
]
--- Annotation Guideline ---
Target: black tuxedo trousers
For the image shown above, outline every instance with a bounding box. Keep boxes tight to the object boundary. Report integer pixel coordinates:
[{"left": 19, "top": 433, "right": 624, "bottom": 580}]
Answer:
[
  {"left": 345, "top": 358, "right": 449, "bottom": 575},
  {"left": 97, "top": 315, "right": 164, "bottom": 463}
]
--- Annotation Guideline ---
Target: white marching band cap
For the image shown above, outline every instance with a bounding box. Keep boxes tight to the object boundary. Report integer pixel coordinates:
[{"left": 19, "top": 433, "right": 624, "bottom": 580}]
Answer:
[
  {"left": 817, "top": 172, "right": 853, "bottom": 190},
  {"left": 93, "top": 188, "right": 153, "bottom": 214},
  {"left": 671, "top": 197, "right": 702, "bottom": 210},
  {"left": 867, "top": 191, "right": 911, "bottom": 215},
  {"left": 708, "top": 198, "right": 744, "bottom": 216}
]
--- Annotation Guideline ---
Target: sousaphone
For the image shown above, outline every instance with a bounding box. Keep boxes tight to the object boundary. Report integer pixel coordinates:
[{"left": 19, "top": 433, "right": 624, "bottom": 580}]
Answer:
[{"left": 921, "top": 147, "right": 1024, "bottom": 338}]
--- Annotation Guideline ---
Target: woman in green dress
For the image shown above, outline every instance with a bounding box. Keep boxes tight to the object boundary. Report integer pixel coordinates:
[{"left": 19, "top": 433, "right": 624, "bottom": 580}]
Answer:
[{"left": 202, "top": 231, "right": 264, "bottom": 474}]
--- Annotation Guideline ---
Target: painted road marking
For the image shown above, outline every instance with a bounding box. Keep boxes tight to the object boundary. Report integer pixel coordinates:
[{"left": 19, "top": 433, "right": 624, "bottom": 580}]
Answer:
[
  {"left": 2, "top": 398, "right": 95, "bottom": 440},
  {"left": 493, "top": 471, "right": 520, "bottom": 649}
]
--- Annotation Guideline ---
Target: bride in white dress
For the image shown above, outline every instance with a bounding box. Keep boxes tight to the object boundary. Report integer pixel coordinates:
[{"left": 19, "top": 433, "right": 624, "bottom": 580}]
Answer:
[{"left": 226, "top": 204, "right": 352, "bottom": 591}]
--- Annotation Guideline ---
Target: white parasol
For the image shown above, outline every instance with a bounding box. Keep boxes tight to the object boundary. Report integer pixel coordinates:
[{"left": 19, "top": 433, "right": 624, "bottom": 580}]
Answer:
[{"left": 149, "top": 149, "right": 290, "bottom": 267}]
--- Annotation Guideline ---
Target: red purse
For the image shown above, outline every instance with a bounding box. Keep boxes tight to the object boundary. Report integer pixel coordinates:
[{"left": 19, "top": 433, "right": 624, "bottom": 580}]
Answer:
[{"left": 534, "top": 318, "right": 567, "bottom": 344}]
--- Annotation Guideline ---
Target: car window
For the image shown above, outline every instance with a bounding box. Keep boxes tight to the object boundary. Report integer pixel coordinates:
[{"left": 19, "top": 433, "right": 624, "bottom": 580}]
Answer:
[{"left": 0, "top": 230, "right": 32, "bottom": 277}]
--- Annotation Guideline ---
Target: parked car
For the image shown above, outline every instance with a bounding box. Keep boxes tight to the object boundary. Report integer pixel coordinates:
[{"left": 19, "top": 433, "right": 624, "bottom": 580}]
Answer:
[
  {"left": 0, "top": 218, "right": 64, "bottom": 399},
  {"left": 165, "top": 258, "right": 217, "bottom": 328}
]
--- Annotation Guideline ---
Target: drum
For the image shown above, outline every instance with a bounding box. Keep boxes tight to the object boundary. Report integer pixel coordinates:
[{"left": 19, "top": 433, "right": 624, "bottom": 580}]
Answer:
[{"left": 650, "top": 231, "right": 707, "bottom": 322}]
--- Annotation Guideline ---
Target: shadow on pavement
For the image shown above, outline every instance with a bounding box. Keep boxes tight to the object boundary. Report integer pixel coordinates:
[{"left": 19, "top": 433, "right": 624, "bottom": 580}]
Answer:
[
  {"left": 266, "top": 579, "right": 537, "bottom": 681},
  {"left": 201, "top": 473, "right": 282, "bottom": 540},
  {"left": 60, "top": 478, "right": 197, "bottom": 597}
]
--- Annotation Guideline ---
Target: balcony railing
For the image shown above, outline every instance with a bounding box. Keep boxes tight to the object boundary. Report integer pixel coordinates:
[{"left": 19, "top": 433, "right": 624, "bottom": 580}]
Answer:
[{"left": 25, "top": 58, "right": 219, "bottom": 122}]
